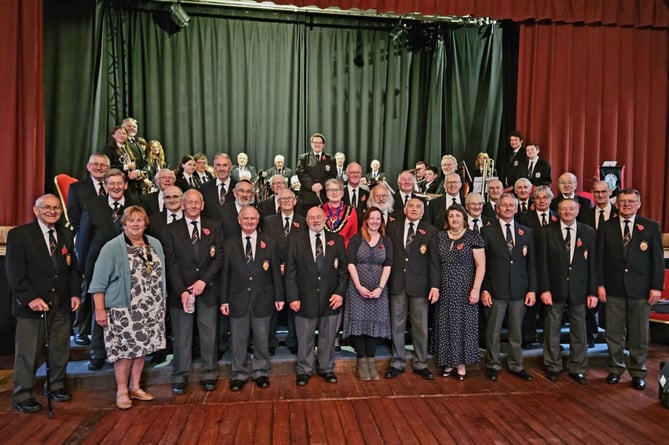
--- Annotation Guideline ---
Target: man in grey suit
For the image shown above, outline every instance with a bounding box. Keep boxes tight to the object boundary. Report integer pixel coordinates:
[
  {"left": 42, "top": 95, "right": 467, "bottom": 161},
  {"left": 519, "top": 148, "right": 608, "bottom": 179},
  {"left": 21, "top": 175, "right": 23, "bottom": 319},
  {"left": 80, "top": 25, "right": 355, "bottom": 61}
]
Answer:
[
  {"left": 384, "top": 198, "right": 439, "bottom": 380},
  {"left": 597, "top": 188, "right": 664, "bottom": 390},
  {"left": 285, "top": 206, "right": 349, "bottom": 386},
  {"left": 481, "top": 193, "right": 537, "bottom": 382},
  {"left": 221, "top": 206, "right": 284, "bottom": 391},
  {"left": 538, "top": 198, "right": 598, "bottom": 383}
]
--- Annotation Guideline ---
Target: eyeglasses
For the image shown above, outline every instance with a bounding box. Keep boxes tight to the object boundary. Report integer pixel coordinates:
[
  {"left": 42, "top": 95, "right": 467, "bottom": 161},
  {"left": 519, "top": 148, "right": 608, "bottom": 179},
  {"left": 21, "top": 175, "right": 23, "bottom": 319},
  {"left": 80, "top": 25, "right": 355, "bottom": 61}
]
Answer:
[
  {"left": 326, "top": 188, "right": 343, "bottom": 193},
  {"left": 617, "top": 199, "right": 639, "bottom": 204},
  {"left": 592, "top": 190, "right": 609, "bottom": 195},
  {"left": 88, "top": 162, "right": 109, "bottom": 168},
  {"left": 164, "top": 195, "right": 182, "bottom": 200},
  {"left": 38, "top": 205, "right": 62, "bottom": 212}
]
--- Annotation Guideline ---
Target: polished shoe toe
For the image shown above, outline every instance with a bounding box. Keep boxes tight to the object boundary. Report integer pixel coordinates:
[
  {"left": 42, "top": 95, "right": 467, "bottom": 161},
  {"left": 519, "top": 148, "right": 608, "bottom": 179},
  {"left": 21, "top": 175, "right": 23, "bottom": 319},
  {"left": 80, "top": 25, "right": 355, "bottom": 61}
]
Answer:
[
  {"left": 88, "top": 358, "right": 105, "bottom": 371},
  {"left": 296, "top": 374, "right": 310, "bottom": 386},
  {"left": 414, "top": 368, "right": 435, "bottom": 380},
  {"left": 321, "top": 372, "right": 338, "bottom": 383},
  {"left": 230, "top": 380, "right": 246, "bottom": 391},
  {"left": 129, "top": 388, "right": 154, "bottom": 401},
  {"left": 255, "top": 376, "right": 270, "bottom": 388},
  {"left": 546, "top": 371, "right": 560, "bottom": 382},
  {"left": 511, "top": 370, "right": 533, "bottom": 381},
  {"left": 606, "top": 373, "right": 620, "bottom": 384},
  {"left": 384, "top": 367, "right": 404, "bottom": 379},
  {"left": 486, "top": 369, "right": 499, "bottom": 381},
  {"left": 632, "top": 377, "right": 646, "bottom": 390},
  {"left": 172, "top": 382, "right": 186, "bottom": 395},
  {"left": 201, "top": 380, "right": 217, "bottom": 391},
  {"left": 568, "top": 372, "right": 587, "bottom": 384},
  {"left": 13, "top": 398, "right": 42, "bottom": 413},
  {"left": 73, "top": 334, "right": 91, "bottom": 346},
  {"left": 47, "top": 388, "right": 72, "bottom": 402}
]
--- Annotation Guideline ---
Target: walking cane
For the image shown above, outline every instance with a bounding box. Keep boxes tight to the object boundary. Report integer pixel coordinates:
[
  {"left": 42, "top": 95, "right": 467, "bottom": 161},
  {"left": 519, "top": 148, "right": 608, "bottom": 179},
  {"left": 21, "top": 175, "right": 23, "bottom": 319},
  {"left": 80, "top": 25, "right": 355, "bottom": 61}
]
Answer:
[{"left": 43, "top": 310, "right": 53, "bottom": 419}]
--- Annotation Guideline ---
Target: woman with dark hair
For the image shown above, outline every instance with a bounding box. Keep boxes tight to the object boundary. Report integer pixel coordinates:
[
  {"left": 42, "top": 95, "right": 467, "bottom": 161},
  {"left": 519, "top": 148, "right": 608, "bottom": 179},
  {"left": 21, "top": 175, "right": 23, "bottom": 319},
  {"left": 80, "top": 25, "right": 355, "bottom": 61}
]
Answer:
[
  {"left": 343, "top": 207, "right": 393, "bottom": 381},
  {"left": 89, "top": 206, "right": 166, "bottom": 409},
  {"left": 103, "top": 126, "right": 145, "bottom": 195},
  {"left": 430, "top": 204, "right": 485, "bottom": 380},
  {"left": 174, "top": 155, "right": 198, "bottom": 191}
]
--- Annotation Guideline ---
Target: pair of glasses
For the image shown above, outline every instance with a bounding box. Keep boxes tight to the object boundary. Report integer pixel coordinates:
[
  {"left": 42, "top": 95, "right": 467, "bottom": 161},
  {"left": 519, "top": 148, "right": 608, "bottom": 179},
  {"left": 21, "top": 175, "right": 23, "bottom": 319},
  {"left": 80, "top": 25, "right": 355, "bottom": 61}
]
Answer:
[
  {"left": 38, "top": 205, "right": 62, "bottom": 212},
  {"left": 326, "top": 188, "right": 343, "bottom": 193}
]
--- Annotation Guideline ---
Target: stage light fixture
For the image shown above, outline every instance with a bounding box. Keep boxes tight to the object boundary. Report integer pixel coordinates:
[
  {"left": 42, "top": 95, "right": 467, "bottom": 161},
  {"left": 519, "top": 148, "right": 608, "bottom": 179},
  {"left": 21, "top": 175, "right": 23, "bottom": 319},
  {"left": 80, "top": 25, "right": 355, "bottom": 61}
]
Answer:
[{"left": 170, "top": 3, "right": 191, "bottom": 28}]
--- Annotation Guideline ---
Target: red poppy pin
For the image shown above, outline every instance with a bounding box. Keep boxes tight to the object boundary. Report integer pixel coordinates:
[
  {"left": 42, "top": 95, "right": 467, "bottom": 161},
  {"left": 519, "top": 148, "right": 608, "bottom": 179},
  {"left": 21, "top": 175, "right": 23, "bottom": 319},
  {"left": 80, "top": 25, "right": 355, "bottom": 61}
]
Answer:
[
  {"left": 389, "top": 216, "right": 395, "bottom": 222},
  {"left": 361, "top": 195, "right": 366, "bottom": 202},
  {"left": 418, "top": 229, "right": 426, "bottom": 235},
  {"left": 327, "top": 240, "right": 335, "bottom": 246},
  {"left": 530, "top": 204, "right": 536, "bottom": 211},
  {"left": 61, "top": 246, "right": 68, "bottom": 255},
  {"left": 576, "top": 239, "right": 582, "bottom": 248},
  {"left": 457, "top": 243, "right": 464, "bottom": 251},
  {"left": 380, "top": 243, "right": 385, "bottom": 250},
  {"left": 260, "top": 241, "right": 266, "bottom": 249},
  {"left": 293, "top": 222, "right": 300, "bottom": 228},
  {"left": 551, "top": 216, "right": 557, "bottom": 222},
  {"left": 518, "top": 228, "right": 524, "bottom": 236},
  {"left": 202, "top": 228, "right": 211, "bottom": 236},
  {"left": 636, "top": 224, "right": 644, "bottom": 231}
]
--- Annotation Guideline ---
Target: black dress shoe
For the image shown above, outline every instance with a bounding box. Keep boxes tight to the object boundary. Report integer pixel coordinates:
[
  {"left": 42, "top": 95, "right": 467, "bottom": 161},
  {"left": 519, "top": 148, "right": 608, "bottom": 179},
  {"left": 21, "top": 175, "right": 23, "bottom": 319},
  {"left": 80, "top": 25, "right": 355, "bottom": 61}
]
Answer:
[
  {"left": 288, "top": 346, "right": 298, "bottom": 355},
  {"left": 47, "top": 388, "right": 72, "bottom": 402},
  {"left": 632, "top": 377, "right": 646, "bottom": 390},
  {"left": 172, "top": 382, "right": 186, "bottom": 395},
  {"left": 511, "top": 370, "right": 533, "bottom": 381},
  {"left": 296, "top": 374, "right": 310, "bottom": 386},
  {"left": 74, "top": 334, "right": 90, "bottom": 346},
  {"left": 201, "top": 380, "right": 217, "bottom": 391},
  {"left": 254, "top": 376, "right": 270, "bottom": 388},
  {"left": 269, "top": 347, "right": 276, "bottom": 356},
  {"left": 230, "top": 380, "right": 246, "bottom": 392},
  {"left": 568, "top": 372, "right": 587, "bottom": 384},
  {"left": 606, "top": 373, "right": 620, "bottom": 384},
  {"left": 414, "top": 368, "right": 434, "bottom": 380},
  {"left": 546, "top": 371, "right": 560, "bottom": 382},
  {"left": 320, "top": 372, "right": 337, "bottom": 383},
  {"left": 88, "top": 358, "right": 105, "bottom": 371},
  {"left": 13, "top": 398, "right": 42, "bottom": 413},
  {"left": 486, "top": 369, "right": 498, "bottom": 381},
  {"left": 384, "top": 367, "right": 404, "bottom": 379}
]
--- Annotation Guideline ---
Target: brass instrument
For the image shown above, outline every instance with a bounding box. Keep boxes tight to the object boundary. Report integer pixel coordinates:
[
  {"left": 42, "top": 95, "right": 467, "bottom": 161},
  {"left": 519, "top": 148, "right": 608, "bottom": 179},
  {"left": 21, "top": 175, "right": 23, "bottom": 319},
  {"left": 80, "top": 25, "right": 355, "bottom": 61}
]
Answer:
[
  {"left": 479, "top": 158, "right": 496, "bottom": 198},
  {"left": 253, "top": 170, "right": 271, "bottom": 204},
  {"left": 413, "top": 192, "right": 443, "bottom": 201}
]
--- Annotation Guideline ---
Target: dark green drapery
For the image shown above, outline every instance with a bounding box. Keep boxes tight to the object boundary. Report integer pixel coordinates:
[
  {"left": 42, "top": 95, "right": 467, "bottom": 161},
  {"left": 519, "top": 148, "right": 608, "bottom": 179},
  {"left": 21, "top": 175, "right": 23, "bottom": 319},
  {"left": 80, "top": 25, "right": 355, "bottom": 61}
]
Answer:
[{"left": 44, "top": 1, "right": 507, "bottom": 185}]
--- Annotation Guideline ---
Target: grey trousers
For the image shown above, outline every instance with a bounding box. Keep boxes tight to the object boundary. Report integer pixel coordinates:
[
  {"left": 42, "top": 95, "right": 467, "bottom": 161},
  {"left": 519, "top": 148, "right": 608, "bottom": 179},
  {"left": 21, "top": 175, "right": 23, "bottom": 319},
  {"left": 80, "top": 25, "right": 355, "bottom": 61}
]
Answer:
[
  {"left": 605, "top": 295, "right": 650, "bottom": 378},
  {"left": 485, "top": 299, "right": 525, "bottom": 372},
  {"left": 543, "top": 302, "right": 587, "bottom": 373},
  {"left": 229, "top": 313, "right": 271, "bottom": 381},
  {"left": 170, "top": 299, "right": 219, "bottom": 383},
  {"left": 295, "top": 313, "right": 339, "bottom": 375},
  {"left": 389, "top": 291, "right": 429, "bottom": 371}
]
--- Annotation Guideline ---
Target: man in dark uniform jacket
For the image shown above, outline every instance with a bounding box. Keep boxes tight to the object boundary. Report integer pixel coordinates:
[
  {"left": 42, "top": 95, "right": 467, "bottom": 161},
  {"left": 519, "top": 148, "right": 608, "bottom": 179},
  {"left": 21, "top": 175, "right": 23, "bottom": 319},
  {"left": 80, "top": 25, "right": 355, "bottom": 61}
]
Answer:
[
  {"left": 538, "top": 198, "right": 598, "bottom": 383},
  {"left": 285, "top": 206, "right": 349, "bottom": 386},
  {"left": 500, "top": 130, "right": 527, "bottom": 190},
  {"left": 140, "top": 168, "right": 176, "bottom": 216},
  {"left": 5, "top": 194, "right": 81, "bottom": 413},
  {"left": 67, "top": 153, "right": 110, "bottom": 232},
  {"left": 391, "top": 170, "right": 431, "bottom": 222},
  {"left": 384, "top": 198, "right": 439, "bottom": 380},
  {"left": 295, "top": 133, "right": 337, "bottom": 209},
  {"left": 220, "top": 206, "right": 284, "bottom": 391},
  {"left": 429, "top": 173, "right": 464, "bottom": 228},
  {"left": 162, "top": 189, "right": 224, "bottom": 395},
  {"left": 201, "top": 153, "right": 236, "bottom": 222},
  {"left": 597, "top": 188, "right": 664, "bottom": 390},
  {"left": 265, "top": 154, "right": 292, "bottom": 180},
  {"left": 342, "top": 162, "right": 369, "bottom": 227},
  {"left": 257, "top": 175, "right": 289, "bottom": 220},
  {"left": 481, "top": 194, "right": 537, "bottom": 382},
  {"left": 218, "top": 179, "right": 255, "bottom": 240},
  {"left": 551, "top": 172, "right": 593, "bottom": 216},
  {"left": 519, "top": 143, "right": 552, "bottom": 187}
]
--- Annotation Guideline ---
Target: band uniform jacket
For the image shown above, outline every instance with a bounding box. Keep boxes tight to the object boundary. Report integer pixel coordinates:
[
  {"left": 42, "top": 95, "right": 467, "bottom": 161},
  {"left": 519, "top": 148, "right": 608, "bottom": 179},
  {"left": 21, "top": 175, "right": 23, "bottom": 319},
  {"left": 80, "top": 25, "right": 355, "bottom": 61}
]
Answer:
[
  {"left": 285, "top": 230, "right": 349, "bottom": 319},
  {"left": 596, "top": 216, "right": 664, "bottom": 299},
  {"left": 201, "top": 178, "right": 237, "bottom": 221},
  {"left": 386, "top": 217, "right": 439, "bottom": 297},
  {"left": 261, "top": 213, "right": 307, "bottom": 261},
  {"left": 67, "top": 178, "right": 98, "bottom": 232},
  {"left": 162, "top": 216, "right": 224, "bottom": 308},
  {"left": 295, "top": 152, "right": 337, "bottom": 207},
  {"left": 481, "top": 222, "right": 537, "bottom": 300},
  {"left": 580, "top": 205, "right": 618, "bottom": 230},
  {"left": 220, "top": 233, "right": 284, "bottom": 318},
  {"left": 5, "top": 221, "right": 81, "bottom": 318},
  {"left": 538, "top": 221, "right": 597, "bottom": 305}
]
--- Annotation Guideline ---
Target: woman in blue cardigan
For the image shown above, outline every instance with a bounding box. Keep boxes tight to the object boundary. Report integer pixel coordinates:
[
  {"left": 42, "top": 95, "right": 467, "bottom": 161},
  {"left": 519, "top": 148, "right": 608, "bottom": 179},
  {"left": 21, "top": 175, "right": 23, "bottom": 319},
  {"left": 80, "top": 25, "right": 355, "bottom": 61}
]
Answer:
[{"left": 89, "top": 206, "right": 167, "bottom": 410}]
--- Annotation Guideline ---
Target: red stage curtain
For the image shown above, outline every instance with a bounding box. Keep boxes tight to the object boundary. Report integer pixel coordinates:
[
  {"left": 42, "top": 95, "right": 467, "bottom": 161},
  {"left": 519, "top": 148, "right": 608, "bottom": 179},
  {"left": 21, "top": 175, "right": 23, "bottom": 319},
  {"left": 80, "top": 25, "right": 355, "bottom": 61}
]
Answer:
[
  {"left": 516, "top": 23, "right": 668, "bottom": 229},
  {"left": 0, "top": 0, "right": 43, "bottom": 226},
  {"left": 266, "top": 0, "right": 669, "bottom": 27}
]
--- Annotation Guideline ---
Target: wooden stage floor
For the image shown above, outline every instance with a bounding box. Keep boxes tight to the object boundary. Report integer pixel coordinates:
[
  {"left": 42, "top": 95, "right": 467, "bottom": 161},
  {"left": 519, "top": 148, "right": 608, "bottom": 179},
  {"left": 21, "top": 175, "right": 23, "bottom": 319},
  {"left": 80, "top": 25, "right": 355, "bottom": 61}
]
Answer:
[{"left": 1, "top": 344, "right": 668, "bottom": 444}]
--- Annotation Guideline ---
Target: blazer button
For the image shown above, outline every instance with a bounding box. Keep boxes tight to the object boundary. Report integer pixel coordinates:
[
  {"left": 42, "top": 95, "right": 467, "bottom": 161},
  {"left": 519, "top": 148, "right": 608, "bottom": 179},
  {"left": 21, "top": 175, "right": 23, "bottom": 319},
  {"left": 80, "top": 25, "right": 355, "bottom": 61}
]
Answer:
[
  {"left": 510, "top": 260, "right": 514, "bottom": 264},
  {"left": 195, "top": 268, "right": 200, "bottom": 272},
  {"left": 624, "top": 268, "right": 629, "bottom": 272},
  {"left": 51, "top": 288, "right": 56, "bottom": 292},
  {"left": 247, "top": 288, "right": 251, "bottom": 291},
  {"left": 405, "top": 258, "right": 408, "bottom": 262},
  {"left": 249, "top": 277, "right": 253, "bottom": 281}
]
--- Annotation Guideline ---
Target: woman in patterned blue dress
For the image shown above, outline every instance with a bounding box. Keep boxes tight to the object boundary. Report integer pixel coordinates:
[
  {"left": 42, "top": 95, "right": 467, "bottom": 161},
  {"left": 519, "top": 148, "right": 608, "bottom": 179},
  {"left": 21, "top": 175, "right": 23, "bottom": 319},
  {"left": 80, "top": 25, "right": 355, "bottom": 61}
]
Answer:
[
  {"left": 430, "top": 204, "right": 485, "bottom": 380},
  {"left": 90, "top": 206, "right": 167, "bottom": 409},
  {"left": 343, "top": 207, "right": 393, "bottom": 381}
]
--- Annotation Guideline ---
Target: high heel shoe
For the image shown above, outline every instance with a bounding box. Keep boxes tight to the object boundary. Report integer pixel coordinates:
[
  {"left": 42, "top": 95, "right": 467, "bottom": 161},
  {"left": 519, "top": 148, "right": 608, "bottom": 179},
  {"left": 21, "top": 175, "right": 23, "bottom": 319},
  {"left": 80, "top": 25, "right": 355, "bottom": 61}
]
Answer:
[{"left": 456, "top": 365, "right": 466, "bottom": 381}]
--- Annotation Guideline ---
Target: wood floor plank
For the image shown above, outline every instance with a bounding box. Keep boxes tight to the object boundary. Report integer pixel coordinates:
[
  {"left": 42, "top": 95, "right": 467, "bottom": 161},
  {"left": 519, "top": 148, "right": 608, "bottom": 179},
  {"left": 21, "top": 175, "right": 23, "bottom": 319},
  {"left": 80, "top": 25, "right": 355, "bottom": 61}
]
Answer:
[
  {"left": 333, "top": 399, "right": 365, "bottom": 444},
  {"left": 304, "top": 398, "right": 328, "bottom": 444},
  {"left": 271, "top": 401, "right": 292, "bottom": 445},
  {"left": 288, "top": 400, "right": 309, "bottom": 444},
  {"left": 349, "top": 398, "right": 386, "bottom": 445},
  {"left": 198, "top": 404, "right": 227, "bottom": 443}
]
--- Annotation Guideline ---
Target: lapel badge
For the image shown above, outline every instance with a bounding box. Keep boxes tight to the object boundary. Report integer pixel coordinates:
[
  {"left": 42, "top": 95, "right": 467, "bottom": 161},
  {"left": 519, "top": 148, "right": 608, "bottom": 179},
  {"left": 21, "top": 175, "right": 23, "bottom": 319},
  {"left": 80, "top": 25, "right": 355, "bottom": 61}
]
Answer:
[
  {"left": 583, "top": 249, "right": 588, "bottom": 260},
  {"left": 333, "top": 257, "right": 339, "bottom": 269},
  {"left": 640, "top": 241, "right": 648, "bottom": 252},
  {"left": 262, "top": 259, "right": 270, "bottom": 271},
  {"left": 325, "top": 164, "right": 331, "bottom": 172},
  {"left": 522, "top": 245, "right": 528, "bottom": 257},
  {"left": 65, "top": 254, "right": 71, "bottom": 266},
  {"left": 419, "top": 244, "right": 427, "bottom": 255},
  {"left": 210, "top": 245, "right": 216, "bottom": 258}
]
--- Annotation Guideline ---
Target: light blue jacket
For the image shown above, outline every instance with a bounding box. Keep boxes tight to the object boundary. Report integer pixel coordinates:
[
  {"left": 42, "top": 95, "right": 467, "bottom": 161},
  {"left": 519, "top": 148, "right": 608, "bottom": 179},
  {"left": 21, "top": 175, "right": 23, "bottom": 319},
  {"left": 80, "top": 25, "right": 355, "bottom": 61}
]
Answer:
[{"left": 89, "top": 234, "right": 166, "bottom": 308}]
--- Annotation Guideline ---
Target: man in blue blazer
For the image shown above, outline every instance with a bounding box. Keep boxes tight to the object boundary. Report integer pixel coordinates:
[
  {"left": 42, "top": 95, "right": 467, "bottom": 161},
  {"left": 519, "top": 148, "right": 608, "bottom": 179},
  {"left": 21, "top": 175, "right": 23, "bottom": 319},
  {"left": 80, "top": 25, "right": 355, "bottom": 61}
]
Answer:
[
  {"left": 285, "top": 206, "right": 349, "bottom": 386},
  {"left": 597, "top": 188, "right": 664, "bottom": 390},
  {"left": 5, "top": 194, "right": 81, "bottom": 413},
  {"left": 481, "top": 194, "right": 537, "bottom": 382}
]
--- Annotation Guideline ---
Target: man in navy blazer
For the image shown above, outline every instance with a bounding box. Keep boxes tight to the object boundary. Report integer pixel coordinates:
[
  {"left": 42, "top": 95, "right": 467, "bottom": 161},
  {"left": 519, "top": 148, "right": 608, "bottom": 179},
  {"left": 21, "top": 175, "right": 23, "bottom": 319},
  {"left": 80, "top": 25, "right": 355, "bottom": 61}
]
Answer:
[
  {"left": 285, "top": 206, "right": 349, "bottom": 386},
  {"left": 162, "top": 189, "right": 224, "bottom": 395},
  {"left": 67, "top": 153, "right": 110, "bottom": 232},
  {"left": 295, "top": 133, "right": 337, "bottom": 208},
  {"left": 481, "top": 194, "right": 537, "bottom": 382},
  {"left": 538, "top": 199, "right": 598, "bottom": 383},
  {"left": 201, "top": 153, "right": 236, "bottom": 222},
  {"left": 342, "top": 162, "right": 369, "bottom": 227},
  {"left": 5, "top": 194, "right": 81, "bottom": 413},
  {"left": 385, "top": 198, "right": 439, "bottom": 380},
  {"left": 597, "top": 188, "right": 664, "bottom": 390},
  {"left": 220, "top": 206, "right": 284, "bottom": 391}
]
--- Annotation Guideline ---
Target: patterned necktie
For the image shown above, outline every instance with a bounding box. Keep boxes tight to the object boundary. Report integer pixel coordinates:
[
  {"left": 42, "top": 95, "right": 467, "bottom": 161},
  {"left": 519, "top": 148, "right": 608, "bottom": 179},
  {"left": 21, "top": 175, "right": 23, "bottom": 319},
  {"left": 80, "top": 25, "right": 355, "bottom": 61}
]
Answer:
[
  {"left": 191, "top": 221, "right": 200, "bottom": 256},
  {"left": 623, "top": 220, "right": 631, "bottom": 258},
  {"left": 351, "top": 189, "right": 357, "bottom": 208},
  {"left": 315, "top": 233, "right": 324, "bottom": 270},
  {"left": 245, "top": 236, "right": 253, "bottom": 268},
  {"left": 284, "top": 217, "right": 290, "bottom": 237},
  {"left": 541, "top": 213, "right": 548, "bottom": 226},
  {"left": 193, "top": 174, "right": 202, "bottom": 188},
  {"left": 219, "top": 184, "right": 226, "bottom": 205},
  {"left": 564, "top": 226, "right": 572, "bottom": 261},
  {"left": 472, "top": 218, "right": 480, "bottom": 234},
  {"left": 406, "top": 222, "right": 415, "bottom": 248},
  {"left": 505, "top": 223, "right": 514, "bottom": 252},
  {"left": 48, "top": 229, "right": 57, "bottom": 257},
  {"left": 598, "top": 209, "right": 605, "bottom": 229},
  {"left": 98, "top": 182, "right": 106, "bottom": 197}
]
